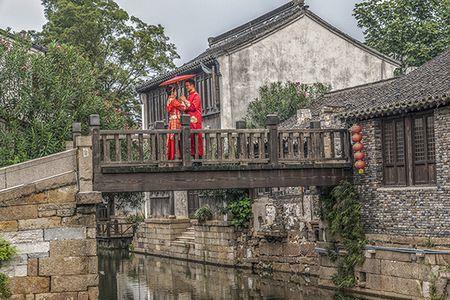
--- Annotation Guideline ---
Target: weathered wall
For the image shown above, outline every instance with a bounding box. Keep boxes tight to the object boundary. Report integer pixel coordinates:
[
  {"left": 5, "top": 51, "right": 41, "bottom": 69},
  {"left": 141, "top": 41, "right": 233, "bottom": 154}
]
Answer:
[
  {"left": 355, "top": 107, "right": 450, "bottom": 237},
  {"left": 318, "top": 245, "right": 450, "bottom": 299},
  {"left": 0, "top": 172, "right": 100, "bottom": 299},
  {"left": 218, "top": 14, "right": 398, "bottom": 128}
]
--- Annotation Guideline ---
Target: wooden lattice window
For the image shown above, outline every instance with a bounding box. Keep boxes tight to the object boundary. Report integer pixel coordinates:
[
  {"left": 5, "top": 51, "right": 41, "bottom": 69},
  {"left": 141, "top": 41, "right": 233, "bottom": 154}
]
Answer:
[{"left": 382, "top": 112, "right": 436, "bottom": 186}]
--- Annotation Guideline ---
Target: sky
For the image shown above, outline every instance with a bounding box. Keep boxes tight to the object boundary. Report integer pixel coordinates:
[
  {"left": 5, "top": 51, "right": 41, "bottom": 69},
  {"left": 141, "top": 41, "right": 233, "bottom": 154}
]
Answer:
[{"left": 0, "top": 0, "right": 363, "bottom": 65}]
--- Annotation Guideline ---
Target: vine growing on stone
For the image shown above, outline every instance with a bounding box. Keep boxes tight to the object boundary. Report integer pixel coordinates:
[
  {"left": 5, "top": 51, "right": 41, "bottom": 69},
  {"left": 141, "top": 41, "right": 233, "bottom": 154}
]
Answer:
[
  {"left": 0, "top": 237, "right": 16, "bottom": 298},
  {"left": 320, "top": 181, "right": 367, "bottom": 288}
]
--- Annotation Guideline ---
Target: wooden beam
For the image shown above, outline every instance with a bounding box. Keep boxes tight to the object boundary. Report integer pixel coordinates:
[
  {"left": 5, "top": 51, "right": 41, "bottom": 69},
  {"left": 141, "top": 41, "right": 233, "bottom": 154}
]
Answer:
[{"left": 94, "top": 164, "right": 352, "bottom": 192}]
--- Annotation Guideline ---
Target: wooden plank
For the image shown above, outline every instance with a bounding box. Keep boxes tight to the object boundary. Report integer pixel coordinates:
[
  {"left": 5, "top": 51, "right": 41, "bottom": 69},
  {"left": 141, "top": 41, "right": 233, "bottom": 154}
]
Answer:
[
  {"left": 126, "top": 134, "right": 132, "bottom": 161},
  {"left": 249, "top": 133, "right": 255, "bottom": 159},
  {"left": 205, "top": 132, "right": 210, "bottom": 160},
  {"left": 330, "top": 132, "right": 335, "bottom": 159},
  {"left": 102, "top": 135, "right": 110, "bottom": 163},
  {"left": 138, "top": 133, "right": 144, "bottom": 162},
  {"left": 288, "top": 132, "right": 294, "bottom": 159},
  {"left": 94, "top": 166, "right": 352, "bottom": 192},
  {"left": 114, "top": 134, "right": 121, "bottom": 162}
]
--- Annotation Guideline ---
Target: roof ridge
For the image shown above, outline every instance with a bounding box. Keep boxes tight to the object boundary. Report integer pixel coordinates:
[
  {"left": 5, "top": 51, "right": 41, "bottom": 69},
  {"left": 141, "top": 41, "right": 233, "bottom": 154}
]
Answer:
[
  {"left": 208, "top": 1, "right": 300, "bottom": 47},
  {"left": 325, "top": 77, "right": 400, "bottom": 96}
]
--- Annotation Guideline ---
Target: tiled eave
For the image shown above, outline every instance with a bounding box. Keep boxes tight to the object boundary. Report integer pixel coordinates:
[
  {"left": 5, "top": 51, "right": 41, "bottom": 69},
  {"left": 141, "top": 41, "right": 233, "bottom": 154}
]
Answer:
[{"left": 339, "top": 94, "right": 450, "bottom": 121}]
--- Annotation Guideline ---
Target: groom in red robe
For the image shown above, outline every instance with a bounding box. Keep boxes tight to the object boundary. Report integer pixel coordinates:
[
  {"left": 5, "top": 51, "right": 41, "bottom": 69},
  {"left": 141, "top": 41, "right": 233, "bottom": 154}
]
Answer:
[{"left": 180, "top": 78, "right": 203, "bottom": 158}]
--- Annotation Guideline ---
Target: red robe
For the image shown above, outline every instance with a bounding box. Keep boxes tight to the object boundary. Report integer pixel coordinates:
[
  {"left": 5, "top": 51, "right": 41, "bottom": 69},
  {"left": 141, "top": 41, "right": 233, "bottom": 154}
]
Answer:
[
  {"left": 185, "top": 91, "right": 204, "bottom": 157},
  {"left": 166, "top": 98, "right": 185, "bottom": 160}
]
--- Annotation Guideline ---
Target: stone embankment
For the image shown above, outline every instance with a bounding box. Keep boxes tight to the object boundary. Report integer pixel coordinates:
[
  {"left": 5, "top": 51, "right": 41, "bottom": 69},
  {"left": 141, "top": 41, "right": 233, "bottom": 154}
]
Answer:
[{"left": 0, "top": 133, "right": 101, "bottom": 299}]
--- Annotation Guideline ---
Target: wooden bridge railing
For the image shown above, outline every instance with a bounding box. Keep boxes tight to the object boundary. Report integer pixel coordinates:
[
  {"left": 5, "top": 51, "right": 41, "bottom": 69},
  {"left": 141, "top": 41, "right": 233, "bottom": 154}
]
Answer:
[
  {"left": 96, "top": 221, "right": 135, "bottom": 239},
  {"left": 91, "top": 114, "right": 351, "bottom": 169}
]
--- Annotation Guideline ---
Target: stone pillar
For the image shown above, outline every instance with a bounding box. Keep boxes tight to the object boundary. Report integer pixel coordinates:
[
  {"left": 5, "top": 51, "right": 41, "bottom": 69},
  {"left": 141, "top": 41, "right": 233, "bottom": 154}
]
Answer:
[{"left": 174, "top": 191, "right": 189, "bottom": 218}]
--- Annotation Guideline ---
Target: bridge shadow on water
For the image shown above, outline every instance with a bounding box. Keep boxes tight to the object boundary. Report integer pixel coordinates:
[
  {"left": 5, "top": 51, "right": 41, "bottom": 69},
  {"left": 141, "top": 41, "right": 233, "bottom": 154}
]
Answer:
[{"left": 98, "top": 250, "right": 388, "bottom": 300}]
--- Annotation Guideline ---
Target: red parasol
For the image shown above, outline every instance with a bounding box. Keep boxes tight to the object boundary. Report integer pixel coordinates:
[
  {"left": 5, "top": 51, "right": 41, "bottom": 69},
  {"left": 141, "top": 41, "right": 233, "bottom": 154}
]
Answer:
[{"left": 159, "top": 74, "right": 195, "bottom": 87}]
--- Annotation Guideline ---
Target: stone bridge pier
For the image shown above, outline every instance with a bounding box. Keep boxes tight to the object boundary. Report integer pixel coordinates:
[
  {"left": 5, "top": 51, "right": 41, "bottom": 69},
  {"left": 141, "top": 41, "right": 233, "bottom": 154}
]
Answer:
[{"left": 0, "top": 121, "right": 101, "bottom": 299}]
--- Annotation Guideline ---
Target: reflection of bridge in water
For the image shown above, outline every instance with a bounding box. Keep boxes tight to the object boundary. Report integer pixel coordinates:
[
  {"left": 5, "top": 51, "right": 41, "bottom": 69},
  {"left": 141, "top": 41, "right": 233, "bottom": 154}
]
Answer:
[{"left": 89, "top": 114, "right": 352, "bottom": 193}]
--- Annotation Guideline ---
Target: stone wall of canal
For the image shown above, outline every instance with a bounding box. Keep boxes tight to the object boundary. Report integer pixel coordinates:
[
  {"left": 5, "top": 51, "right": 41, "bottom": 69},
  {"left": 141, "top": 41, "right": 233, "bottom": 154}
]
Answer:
[{"left": 133, "top": 188, "right": 450, "bottom": 299}]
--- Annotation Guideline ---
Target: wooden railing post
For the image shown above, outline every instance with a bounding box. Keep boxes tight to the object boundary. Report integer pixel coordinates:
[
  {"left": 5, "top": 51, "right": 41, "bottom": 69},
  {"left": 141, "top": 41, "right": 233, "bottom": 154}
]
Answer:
[
  {"left": 310, "top": 121, "right": 321, "bottom": 159},
  {"left": 236, "top": 120, "right": 246, "bottom": 160},
  {"left": 181, "top": 114, "right": 192, "bottom": 167},
  {"left": 266, "top": 114, "right": 279, "bottom": 165},
  {"left": 89, "top": 114, "right": 101, "bottom": 174},
  {"left": 72, "top": 122, "right": 81, "bottom": 148}
]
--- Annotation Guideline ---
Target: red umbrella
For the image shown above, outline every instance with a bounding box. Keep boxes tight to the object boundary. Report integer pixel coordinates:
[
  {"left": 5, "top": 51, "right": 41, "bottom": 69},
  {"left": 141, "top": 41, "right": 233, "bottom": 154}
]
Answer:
[{"left": 159, "top": 74, "right": 195, "bottom": 87}]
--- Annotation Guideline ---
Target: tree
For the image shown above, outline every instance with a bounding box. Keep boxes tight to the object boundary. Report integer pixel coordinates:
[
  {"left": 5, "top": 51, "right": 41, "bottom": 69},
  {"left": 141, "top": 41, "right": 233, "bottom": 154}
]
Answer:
[
  {"left": 39, "top": 0, "right": 179, "bottom": 125},
  {"left": 354, "top": 0, "right": 450, "bottom": 74},
  {"left": 0, "top": 42, "right": 123, "bottom": 167},
  {"left": 245, "top": 82, "right": 330, "bottom": 128}
]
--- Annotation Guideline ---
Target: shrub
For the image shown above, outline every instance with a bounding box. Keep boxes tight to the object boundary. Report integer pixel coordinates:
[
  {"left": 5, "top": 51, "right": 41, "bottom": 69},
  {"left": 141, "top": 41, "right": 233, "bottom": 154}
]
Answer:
[
  {"left": 320, "top": 181, "right": 366, "bottom": 288},
  {"left": 226, "top": 197, "right": 253, "bottom": 229},
  {"left": 0, "top": 237, "right": 16, "bottom": 298},
  {"left": 193, "top": 205, "right": 213, "bottom": 223},
  {"left": 126, "top": 214, "right": 145, "bottom": 224}
]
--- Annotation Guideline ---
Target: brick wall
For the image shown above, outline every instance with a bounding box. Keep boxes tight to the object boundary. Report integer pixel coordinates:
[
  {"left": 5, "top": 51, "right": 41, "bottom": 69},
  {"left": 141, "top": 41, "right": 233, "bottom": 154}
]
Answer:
[
  {"left": 0, "top": 172, "right": 99, "bottom": 299},
  {"left": 354, "top": 106, "right": 450, "bottom": 237}
]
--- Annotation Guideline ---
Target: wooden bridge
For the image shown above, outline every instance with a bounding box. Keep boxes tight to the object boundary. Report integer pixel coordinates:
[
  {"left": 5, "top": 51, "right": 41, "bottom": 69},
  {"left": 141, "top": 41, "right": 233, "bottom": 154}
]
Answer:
[{"left": 89, "top": 115, "right": 352, "bottom": 192}]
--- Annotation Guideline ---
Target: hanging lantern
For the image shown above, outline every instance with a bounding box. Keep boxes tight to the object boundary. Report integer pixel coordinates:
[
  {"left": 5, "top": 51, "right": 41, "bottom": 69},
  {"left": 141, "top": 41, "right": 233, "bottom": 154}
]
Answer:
[
  {"left": 354, "top": 151, "right": 365, "bottom": 161},
  {"left": 352, "top": 142, "right": 364, "bottom": 152},
  {"left": 352, "top": 133, "right": 363, "bottom": 143},
  {"left": 355, "top": 160, "right": 366, "bottom": 170},
  {"left": 351, "top": 124, "right": 362, "bottom": 134}
]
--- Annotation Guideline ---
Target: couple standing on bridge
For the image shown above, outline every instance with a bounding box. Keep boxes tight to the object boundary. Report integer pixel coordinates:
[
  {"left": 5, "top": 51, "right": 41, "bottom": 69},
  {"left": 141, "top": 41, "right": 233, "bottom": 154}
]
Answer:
[{"left": 164, "top": 76, "right": 203, "bottom": 160}]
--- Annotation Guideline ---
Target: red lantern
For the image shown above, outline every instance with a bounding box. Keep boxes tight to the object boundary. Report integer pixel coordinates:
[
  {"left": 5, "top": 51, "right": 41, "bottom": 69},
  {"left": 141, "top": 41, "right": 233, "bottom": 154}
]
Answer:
[
  {"left": 352, "top": 142, "right": 364, "bottom": 152},
  {"left": 355, "top": 160, "right": 366, "bottom": 170},
  {"left": 352, "top": 133, "right": 363, "bottom": 143},
  {"left": 354, "top": 151, "right": 365, "bottom": 160},
  {"left": 351, "top": 124, "right": 362, "bottom": 134}
]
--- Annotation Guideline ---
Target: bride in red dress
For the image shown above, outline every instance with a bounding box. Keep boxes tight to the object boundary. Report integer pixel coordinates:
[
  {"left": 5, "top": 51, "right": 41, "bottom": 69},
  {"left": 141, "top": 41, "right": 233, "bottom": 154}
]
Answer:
[{"left": 166, "top": 86, "right": 185, "bottom": 160}]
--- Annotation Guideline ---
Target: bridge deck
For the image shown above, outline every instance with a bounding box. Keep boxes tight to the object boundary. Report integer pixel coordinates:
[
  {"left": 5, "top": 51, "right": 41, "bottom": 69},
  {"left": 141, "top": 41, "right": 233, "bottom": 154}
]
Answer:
[{"left": 91, "top": 120, "right": 352, "bottom": 192}]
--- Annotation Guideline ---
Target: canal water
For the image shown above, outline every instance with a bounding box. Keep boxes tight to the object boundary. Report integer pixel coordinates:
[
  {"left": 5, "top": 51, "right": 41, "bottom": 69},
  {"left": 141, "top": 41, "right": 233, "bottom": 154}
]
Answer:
[{"left": 99, "top": 250, "right": 385, "bottom": 300}]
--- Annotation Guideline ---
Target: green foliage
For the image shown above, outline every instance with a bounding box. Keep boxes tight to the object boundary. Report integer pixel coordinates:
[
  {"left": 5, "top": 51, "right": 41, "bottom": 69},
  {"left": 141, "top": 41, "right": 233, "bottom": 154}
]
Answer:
[
  {"left": 225, "top": 197, "right": 253, "bottom": 228},
  {"left": 0, "top": 43, "right": 127, "bottom": 167},
  {"left": 39, "top": 0, "right": 179, "bottom": 123},
  {"left": 320, "top": 181, "right": 367, "bottom": 288},
  {"left": 0, "top": 237, "right": 16, "bottom": 298},
  {"left": 126, "top": 214, "right": 145, "bottom": 224},
  {"left": 193, "top": 205, "right": 213, "bottom": 223},
  {"left": 354, "top": 0, "right": 450, "bottom": 73},
  {"left": 245, "top": 82, "right": 330, "bottom": 128}
]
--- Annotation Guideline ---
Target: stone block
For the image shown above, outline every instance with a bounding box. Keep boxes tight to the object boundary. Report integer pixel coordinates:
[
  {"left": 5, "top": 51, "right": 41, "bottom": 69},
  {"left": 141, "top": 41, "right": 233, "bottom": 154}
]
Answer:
[
  {"left": 380, "top": 260, "right": 429, "bottom": 279},
  {"left": 47, "top": 186, "right": 77, "bottom": 204},
  {"left": 78, "top": 292, "right": 89, "bottom": 300},
  {"left": 9, "top": 276, "right": 50, "bottom": 294},
  {"left": 49, "top": 239, "right": 97, "bottom": 257},
  {"left": 88, "top": 286, "right": 99, "bottom": 299},
  {"left": 0, "top": 220, "right": 18, "bottom": 231},
  {"left": 51, "top": 274, "right": 99, "bottom": 292},
  {"left": 76, "top": 192, "right": 103, "bottom": 205},
  {"left": 355, "top": 258, "right": 381, "bottom": 274},
  {"left": 0, "top": 205, "right": 38, "bottom": 221},
  {"left": 86, "top": 228, "right": 96, "bottom": 239},
  {"left": 18, "top": 217, "right": 61, "bottom": 230},
  {"left": 44, "top": 227, "right": 86, "bottom": 241},
  {"left": 366, "top": 273, "right": 422, "bottom": 296},
  {"left": 35, "top": 292, "right": 78, "bottom": 300},
  {"left": 39, "top": 257, "right": 88, "bottom": 276},
  {"left": 62, "top": 215, "right": 96, "bottom": 227},
  {"left": 2, "top": 229, "right": 43, "bottom": 244},
  {"left": 28, "top": 258, "right": 39, "bottom": 276},
  {"left": 318, "top": 266, "right": 337, "bottom": 280},
  {"left": 15, "top": 242, "right": 50, "bottom": 256},
  {"left": 21, "top": 192, "right": 48, "bottom": 205},
  {"left": 375, "top": 250, "right": 412, "bottom": 262}
]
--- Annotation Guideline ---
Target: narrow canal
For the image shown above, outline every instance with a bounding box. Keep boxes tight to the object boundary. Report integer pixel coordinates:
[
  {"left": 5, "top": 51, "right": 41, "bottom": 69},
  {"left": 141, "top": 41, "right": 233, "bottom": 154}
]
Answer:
[{"left": 99, "top": 250, "right": 388, "bottom": 300}]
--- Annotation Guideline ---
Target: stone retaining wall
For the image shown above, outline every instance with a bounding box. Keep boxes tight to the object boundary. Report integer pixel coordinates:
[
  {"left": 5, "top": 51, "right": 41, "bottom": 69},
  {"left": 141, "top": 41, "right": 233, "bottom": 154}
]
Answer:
[
  {"left": 317, "top": 242, "right": 450, "bottom": 299},
  {"left": 0, "top": 166, "right": 100, "bottom": 299}
]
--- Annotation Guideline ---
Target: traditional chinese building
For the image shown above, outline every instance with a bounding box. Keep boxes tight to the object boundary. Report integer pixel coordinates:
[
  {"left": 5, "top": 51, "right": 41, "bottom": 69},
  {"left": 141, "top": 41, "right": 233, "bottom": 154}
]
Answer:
[{"left": 137, "top": 0, "right": 400, "bottom": 131}]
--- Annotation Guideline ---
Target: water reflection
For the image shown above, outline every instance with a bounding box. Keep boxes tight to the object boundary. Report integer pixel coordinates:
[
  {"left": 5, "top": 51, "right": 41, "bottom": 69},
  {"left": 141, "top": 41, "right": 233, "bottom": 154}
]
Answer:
[{"left": 99, "top": 250, "right": 382, "bottom": 300}]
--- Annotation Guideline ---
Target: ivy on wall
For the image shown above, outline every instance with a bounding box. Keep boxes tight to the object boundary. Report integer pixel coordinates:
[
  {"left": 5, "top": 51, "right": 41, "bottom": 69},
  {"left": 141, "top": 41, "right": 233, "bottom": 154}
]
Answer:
[
  {"left": 0, "top": 237, "right": 16, "bottom": 298},
  {"left": 320, "top": 181, "right": 367, "bottom": 288}
]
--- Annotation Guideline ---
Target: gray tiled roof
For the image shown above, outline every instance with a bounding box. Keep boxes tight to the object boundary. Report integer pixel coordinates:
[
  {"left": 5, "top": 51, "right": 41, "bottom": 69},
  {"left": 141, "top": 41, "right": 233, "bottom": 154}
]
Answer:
[
  {"left": 136, "top": 1, "right": 399, "bottom": 93},
  {"left": 318, "top": 47, "right": 450, "bottom": 120}
]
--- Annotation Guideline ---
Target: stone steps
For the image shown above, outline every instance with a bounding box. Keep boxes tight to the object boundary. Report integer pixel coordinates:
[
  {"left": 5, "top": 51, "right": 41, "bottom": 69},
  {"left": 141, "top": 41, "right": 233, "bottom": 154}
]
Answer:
[{"left": 173, "top": 227, "right": 195, "bottom": 247}]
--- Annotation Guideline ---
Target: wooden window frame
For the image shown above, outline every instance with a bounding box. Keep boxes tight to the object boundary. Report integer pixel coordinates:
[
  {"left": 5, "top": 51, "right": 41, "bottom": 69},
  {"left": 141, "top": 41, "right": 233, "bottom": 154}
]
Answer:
[{"left": 381, "top": 111, "right": 436, "bottom": 186}]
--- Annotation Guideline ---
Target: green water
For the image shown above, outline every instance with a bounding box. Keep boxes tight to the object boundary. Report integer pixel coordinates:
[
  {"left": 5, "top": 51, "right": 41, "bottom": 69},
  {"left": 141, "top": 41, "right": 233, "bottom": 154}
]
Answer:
[{"left": 98, "top": 250, "right": 384, "bottom": 300}]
